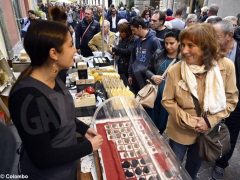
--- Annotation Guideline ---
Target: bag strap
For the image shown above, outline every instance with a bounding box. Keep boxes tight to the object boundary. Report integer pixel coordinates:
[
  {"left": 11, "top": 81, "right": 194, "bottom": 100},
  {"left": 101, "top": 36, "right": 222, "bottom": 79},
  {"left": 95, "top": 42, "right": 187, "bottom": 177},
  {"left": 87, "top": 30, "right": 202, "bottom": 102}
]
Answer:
[
  {"left": 161, "top": 58, "right": 177, "bottom": 78},
  {"left": 191, "top": 94, "right": 201, "bottom": 116},
  {"left": 81, "top": 21, "right": 93, "bottom": 44},
  {"left": 191, "top": 94, "right": 211, "bottom": 128},
  {"left": 150, "top": 58, "right": 176, "bottom": 85}
]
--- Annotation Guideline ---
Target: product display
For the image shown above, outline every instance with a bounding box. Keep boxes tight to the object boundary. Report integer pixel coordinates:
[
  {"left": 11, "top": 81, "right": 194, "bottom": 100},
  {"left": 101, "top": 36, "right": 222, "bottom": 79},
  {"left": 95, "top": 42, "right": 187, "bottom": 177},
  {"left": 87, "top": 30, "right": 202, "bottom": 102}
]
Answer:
[
  {"left": 19, "top": 49, "right": 30, "bottom": 62},
  {"left": 93, "top": 96, "right": 191, "bottom": 180},
  {"left": 0, "top": 57, "right": 15, "bottom": 92},
  {"left": 102, "top": 73, "right": 134, "bottom": 98},
  {"left": 93, "top": 57, "right": 110, "bottom": 67},
  {"left": 74, "top": 93, "right": 96, "bottom": 107},
  {"left": 76, "top": 76, "right": 95, "bottom": 92},
  {"left": 89, "top": 67, "right": 116, "bottom": 82},
  {"left": 0, "top": 69, "right": 8, "bottom": 86}
]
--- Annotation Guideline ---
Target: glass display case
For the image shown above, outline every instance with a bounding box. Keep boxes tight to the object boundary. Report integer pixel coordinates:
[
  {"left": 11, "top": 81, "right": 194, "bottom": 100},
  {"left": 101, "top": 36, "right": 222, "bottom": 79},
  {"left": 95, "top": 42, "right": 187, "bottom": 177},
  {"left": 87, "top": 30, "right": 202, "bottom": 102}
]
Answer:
[{"left": 93, "top": 96, "right": 191, "bottom": 180}]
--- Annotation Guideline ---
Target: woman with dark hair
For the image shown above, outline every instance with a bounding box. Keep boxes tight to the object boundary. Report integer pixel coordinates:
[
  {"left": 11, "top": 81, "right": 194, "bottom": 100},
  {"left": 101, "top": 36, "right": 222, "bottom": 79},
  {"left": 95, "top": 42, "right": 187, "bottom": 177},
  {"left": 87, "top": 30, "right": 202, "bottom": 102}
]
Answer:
[
  {"left": 145, "top": 29, "right": 180, "bottom": 134},
  {"left": 110, "top": 22, "right": 135, "bottom": 85},
  {"left": 141, "top": 10, "right": 151, "bottom": 28},
  {"left": 49, "top": 6, "right": 67, "bottom": 23},
  {"left": 8, "top": 20, "right": 103, "bottom": 180},
  {"left": 161, "top": 23, "right": 238, "bottom": 179},
  {"left": 49, "top": 6, "right": 74, "bottom": 34},
  {"left": 49, "top": 6, "right": 74, "bottom": 84}
]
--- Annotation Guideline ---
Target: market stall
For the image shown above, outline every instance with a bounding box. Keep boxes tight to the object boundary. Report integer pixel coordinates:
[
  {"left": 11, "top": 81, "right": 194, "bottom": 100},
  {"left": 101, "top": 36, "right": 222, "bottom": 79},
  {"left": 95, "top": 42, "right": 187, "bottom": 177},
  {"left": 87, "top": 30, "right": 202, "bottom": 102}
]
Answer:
[{"left": 4, "top": 45, "right": 191, "bottom": 179}]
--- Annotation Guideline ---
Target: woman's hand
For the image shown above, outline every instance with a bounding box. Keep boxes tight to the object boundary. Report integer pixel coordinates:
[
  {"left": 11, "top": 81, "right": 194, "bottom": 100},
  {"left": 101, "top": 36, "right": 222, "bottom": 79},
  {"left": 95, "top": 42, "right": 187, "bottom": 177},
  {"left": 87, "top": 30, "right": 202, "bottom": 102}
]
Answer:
[
  {"left": 89, "top": 135, "right": 103, "bottom": 151},
  {"left": 151, "top": 75, "right": 164, "bottom": 85},
  {"left": 128, "top": 76, "right": 133, "bottom": 85},
  {"left": 108, "top": 45, "right": 113, "bottom": 53},
  {"left": 194, "top": 117, "right": 209, "bottom": 133},
  {"left": 85, "top": 128, "right": 98, "bottom": 140},
  {"left": 85, "top": 128, "right": 103, "bottom": 151}
]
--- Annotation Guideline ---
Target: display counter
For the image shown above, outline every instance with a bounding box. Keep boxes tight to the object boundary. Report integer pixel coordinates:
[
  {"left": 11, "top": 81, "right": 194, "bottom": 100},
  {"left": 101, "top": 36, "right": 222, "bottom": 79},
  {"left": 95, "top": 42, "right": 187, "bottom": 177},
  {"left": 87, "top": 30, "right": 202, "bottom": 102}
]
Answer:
[{"left": 93, "top": 96, "right": 191, "bottom": 180}]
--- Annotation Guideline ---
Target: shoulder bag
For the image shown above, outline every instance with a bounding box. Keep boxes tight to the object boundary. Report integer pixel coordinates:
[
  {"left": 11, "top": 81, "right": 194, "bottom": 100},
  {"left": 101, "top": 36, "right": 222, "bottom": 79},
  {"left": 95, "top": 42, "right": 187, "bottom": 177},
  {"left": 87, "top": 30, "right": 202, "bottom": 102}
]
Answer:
[
  {"left": 136, "top": 80, "right": 158, "bottom": 108},
  {"left": 191, "top": 95, "right": 231, "bottom": 162},
  {"left": 136, "top": 58, "right": 176, "bottom": 108}
]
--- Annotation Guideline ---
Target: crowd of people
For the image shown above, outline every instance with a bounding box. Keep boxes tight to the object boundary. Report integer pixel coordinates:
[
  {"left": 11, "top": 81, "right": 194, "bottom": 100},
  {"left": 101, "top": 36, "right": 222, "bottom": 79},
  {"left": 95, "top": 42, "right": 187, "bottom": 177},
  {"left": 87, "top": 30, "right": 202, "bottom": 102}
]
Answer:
[{"left": 8, "top": 1, "right": 240, "bottom": 180}]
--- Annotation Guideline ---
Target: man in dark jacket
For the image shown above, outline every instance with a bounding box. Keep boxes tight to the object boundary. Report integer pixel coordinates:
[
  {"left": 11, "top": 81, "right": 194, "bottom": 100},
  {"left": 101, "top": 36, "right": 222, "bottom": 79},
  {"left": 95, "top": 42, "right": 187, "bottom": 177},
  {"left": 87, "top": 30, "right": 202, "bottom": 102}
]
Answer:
[
  {"left": 212, "top": 20, "right": 240, "bottom": 180},
  {"left": 128, "top": 16, "right": 161, "bottom": 94},
  {"left": 150, "top": 10, "right": 170, "bottom": 48},
  {"left": 75, "top": 8, "right": 100, "bottom": 57},
  {"left": 107, "top": 7, "right": 121, "bottom": 33}
]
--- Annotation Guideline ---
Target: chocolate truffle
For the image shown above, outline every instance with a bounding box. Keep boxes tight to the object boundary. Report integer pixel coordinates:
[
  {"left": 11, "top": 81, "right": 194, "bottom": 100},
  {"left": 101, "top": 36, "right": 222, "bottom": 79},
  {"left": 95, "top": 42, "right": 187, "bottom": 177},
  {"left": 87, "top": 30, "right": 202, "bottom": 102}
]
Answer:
[
  {"left": 124, "top": 123, "right": 129, "bottom": 127},
  {"left": 134, "top": 144, "right": 139, "bottom": 148},
  {"left": 116, "top": 133, "right": 121, "bottom": 138},
  {"left": 156, "top": 174, "right": 161, "bottom": 180},
  {"left": 148, "top": 176, "right": 155, "bottom": 180},
  {"left": 135, "top": 167, "right": 142, "bottom": 175},
  {"left": 117, "top": 139, "right": 122, "bottom": 144},
  {"left": 122, "top": 161, "right": 130, "bottom": 168},
  {"left": 125, "top": 170, "right": 134, "bottom": 177},
  {"left": 131, "top": 138, "right": 136, "bottom": 142},
  {"left": 119, "top": 145, "right": 124, "bottom": 150},
  {"left": 120, "top": 128, "right": 125, "bottom": 132},
  {"left": 143, "top": 166, "right": 150, "bottom": 173},
  {"left": 114, "top": 129, "right": 118, "bottom": 133},
  {"left": 130, "top": 151, "right": 135, "bottom": 157},
  {"left": 136, "top": 149, "right": 143, "bottom": 156},
  {"left": 164, "top": 171, "right": 173, "bottom": 178},
  {"left": 124, "top": 138, "right": 130, "bottom": 143},
  {"left": 147, "top": 141, "right": 153, "bottom": 146},
  {"left": 140, "top": 158, "right": 146, "bottom": 165},
  {"left": 131, "top": 159, "right": 139, "bottom": 167}
]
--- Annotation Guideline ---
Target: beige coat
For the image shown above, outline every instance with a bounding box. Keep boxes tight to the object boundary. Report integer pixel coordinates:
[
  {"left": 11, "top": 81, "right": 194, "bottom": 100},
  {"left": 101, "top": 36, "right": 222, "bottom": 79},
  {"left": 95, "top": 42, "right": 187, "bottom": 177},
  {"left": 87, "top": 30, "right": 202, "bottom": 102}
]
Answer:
[
  {"left": 162, "top": 57, "right": 238, "bottom": 145},
  {"left": 88, "top": 31, "right": 115, "bottom": 52}
]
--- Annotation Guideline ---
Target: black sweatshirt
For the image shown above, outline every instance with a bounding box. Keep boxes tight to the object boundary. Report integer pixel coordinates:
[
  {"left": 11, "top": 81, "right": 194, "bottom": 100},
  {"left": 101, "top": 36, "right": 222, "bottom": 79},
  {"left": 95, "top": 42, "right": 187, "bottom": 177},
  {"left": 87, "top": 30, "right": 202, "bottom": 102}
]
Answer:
[{"left": 9, "top": 77, "right": 93, "bottom": 170}]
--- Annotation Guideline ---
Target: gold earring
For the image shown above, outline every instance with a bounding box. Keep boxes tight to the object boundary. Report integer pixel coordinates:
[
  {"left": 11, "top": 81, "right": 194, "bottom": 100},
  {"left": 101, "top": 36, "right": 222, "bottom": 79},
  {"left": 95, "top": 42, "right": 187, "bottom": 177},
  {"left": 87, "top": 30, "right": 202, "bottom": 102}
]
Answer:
[{"left": 53, "top": 63, "right": 58, "bottom": 73}]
